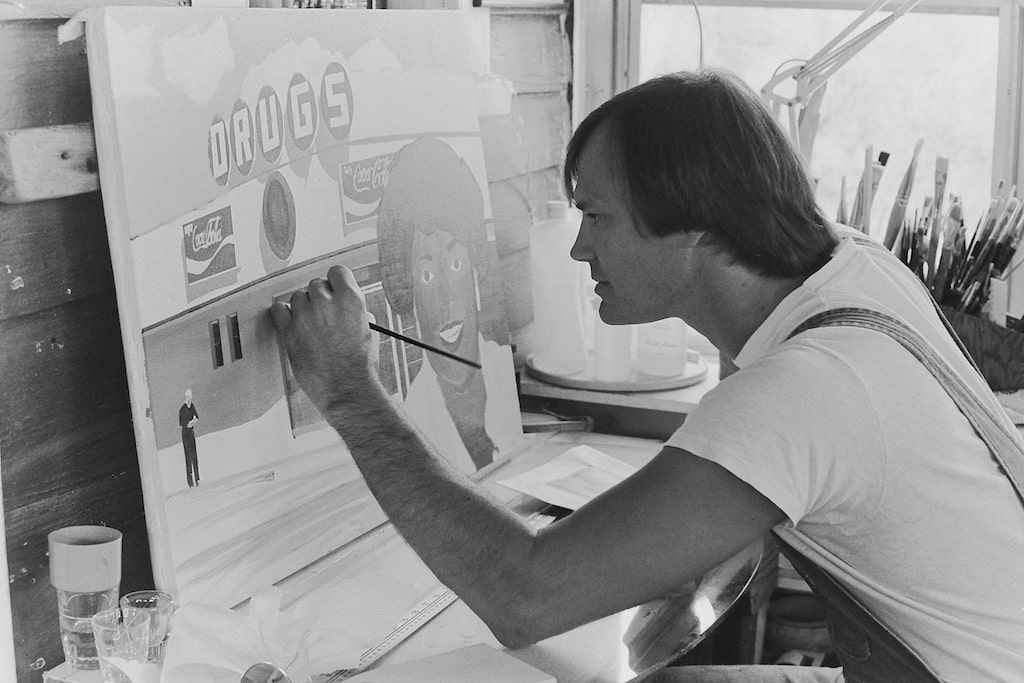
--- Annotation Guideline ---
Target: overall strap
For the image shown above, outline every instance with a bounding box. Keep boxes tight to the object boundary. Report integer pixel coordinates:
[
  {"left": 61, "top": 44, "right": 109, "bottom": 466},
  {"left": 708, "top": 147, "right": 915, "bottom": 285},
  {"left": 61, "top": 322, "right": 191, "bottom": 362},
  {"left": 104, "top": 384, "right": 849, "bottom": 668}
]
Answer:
[
  {"left": 772, "top": 305, "right": 1024, "bottom": 682},
  {"left": 789, "top": 307, "right": 1024, "bottom": 503},
  {"left": 846, "top": 233, "right": 985, "bottom": 380}
]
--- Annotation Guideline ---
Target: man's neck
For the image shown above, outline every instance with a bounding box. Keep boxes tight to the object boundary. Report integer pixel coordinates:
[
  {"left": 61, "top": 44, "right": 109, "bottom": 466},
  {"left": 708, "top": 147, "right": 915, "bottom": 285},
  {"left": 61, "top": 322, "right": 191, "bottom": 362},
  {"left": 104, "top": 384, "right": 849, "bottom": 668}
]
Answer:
[{"left": 692, "top": 262, "right": 805, "bottom": 361}]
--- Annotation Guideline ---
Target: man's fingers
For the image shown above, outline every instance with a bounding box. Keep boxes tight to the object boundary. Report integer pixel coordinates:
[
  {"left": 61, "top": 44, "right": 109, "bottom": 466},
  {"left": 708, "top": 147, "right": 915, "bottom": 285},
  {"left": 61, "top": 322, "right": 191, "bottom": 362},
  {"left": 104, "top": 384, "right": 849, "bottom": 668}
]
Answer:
[
  {"left": 329, "top": 265, "right": 370, "bottom": 312},
  {"left": 269, "top": 300, "right": 292, "bottom": 332},
  {"left": 327, "top": 265, "right": 357, "bottom": 293},
  {"left": 307, "top": 277, "right": 332, "bottom": 300},
  {"left": 288, "top": 287, "right": 310, "bottom": 311}
]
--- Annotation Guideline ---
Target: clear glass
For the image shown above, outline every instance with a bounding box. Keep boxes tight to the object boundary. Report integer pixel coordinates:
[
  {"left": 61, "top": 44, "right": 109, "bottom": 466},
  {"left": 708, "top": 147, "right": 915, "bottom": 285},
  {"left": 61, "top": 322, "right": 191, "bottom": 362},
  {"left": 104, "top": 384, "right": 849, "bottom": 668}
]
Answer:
[
  {"left": 638, "top": 3, "right": 998, "bottom": 243},
  {"left": 56, "top": 587, "right": 120, "bottom": 670},
  {"left": 91, "top": 607, "right": 155, "bottom": 683},
  {"left": 119, "top": 590, "right": 176, "bottom": 668}
]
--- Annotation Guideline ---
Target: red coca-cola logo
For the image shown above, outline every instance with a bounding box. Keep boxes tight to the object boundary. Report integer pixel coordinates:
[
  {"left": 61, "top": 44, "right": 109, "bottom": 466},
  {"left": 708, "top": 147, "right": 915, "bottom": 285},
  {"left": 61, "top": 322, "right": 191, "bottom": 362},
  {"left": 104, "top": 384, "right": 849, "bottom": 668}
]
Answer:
[
  {"left": 192, "top": 215, "right": 225, "bottom": 252},
  {"left": 350, "top": 155, "right": 393, "bottom": 194}
]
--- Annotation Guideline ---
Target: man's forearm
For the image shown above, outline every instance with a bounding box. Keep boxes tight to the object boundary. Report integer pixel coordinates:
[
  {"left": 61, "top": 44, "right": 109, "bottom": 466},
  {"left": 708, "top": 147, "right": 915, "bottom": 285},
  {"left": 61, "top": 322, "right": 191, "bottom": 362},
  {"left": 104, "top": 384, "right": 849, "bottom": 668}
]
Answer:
[{"left": 320, "top": 384, "right": 543, "bottom": 646}]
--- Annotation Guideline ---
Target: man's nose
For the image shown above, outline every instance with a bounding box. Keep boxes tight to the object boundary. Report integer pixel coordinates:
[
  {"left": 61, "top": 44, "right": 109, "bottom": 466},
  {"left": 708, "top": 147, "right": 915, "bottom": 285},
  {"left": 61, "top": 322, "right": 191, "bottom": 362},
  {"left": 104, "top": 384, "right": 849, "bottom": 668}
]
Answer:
[{"left": 569, "top": 221, "right": 590, "bottom": 263}]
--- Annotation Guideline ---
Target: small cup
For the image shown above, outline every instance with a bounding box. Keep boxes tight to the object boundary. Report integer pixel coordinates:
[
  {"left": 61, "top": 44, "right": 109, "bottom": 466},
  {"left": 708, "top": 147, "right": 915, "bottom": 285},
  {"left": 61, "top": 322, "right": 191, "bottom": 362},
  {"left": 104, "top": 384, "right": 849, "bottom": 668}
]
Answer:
[
  {"left": 119, "top": 590, "right": 175, "bottom": 668},
  {"left": 48, "top": 526, "right": 122, "bottom": 670},
  {"left": 91, "top": 607, "right": 152, "bottom": 683}
]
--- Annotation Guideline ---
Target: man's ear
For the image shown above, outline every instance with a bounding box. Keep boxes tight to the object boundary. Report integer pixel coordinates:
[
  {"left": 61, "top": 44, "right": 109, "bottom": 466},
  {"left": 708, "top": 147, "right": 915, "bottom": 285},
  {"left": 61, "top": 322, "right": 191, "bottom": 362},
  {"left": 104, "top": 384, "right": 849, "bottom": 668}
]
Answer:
[{"left": 683, "top": 230, "right": 708, "bottom": 249}]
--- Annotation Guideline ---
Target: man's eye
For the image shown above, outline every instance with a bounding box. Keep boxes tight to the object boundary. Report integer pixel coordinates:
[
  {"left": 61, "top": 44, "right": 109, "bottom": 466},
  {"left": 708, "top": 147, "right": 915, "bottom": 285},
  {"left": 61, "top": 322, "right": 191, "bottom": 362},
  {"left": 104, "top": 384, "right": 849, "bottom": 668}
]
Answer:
[
  {"left": 421, "top": 269, "right": 434, "bottom": 284},
  {"left": 450, "top": 258, "right": 462, "bottom": 272}
]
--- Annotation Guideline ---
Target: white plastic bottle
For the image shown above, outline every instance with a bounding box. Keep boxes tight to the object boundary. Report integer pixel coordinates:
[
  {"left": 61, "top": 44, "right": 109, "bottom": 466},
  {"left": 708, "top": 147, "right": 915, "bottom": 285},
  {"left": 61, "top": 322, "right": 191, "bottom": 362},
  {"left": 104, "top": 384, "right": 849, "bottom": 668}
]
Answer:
[
  {"left": 529, "top": 200, "right": 587, "bottom": 376},
  {"left": 636, "top": 318, "right": 689, "bottom": 377},
  {"left": 593, "top": 320, "right": 634, "bottom": 382}
]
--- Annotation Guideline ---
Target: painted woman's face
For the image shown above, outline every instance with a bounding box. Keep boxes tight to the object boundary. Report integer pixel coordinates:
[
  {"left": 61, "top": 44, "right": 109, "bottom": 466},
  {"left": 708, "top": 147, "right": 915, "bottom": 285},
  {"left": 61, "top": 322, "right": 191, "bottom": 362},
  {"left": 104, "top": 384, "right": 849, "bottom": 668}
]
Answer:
[{"left": 411, "top": 228, "right": 480, "bottom": 388}]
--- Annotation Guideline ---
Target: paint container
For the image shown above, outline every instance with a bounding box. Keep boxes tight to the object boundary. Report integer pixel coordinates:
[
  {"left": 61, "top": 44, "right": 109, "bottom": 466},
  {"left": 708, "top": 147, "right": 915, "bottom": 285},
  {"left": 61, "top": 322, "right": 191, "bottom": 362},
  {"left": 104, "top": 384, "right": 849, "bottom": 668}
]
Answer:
[
  {"left": 593, "top": 320, "right": 634, "bottom": 382},
  {"left": 529, "top": 200, "right": 588, "bottom": 376},
  {"left": 636, "top": 318, "right": 688, "bottom": 378}
]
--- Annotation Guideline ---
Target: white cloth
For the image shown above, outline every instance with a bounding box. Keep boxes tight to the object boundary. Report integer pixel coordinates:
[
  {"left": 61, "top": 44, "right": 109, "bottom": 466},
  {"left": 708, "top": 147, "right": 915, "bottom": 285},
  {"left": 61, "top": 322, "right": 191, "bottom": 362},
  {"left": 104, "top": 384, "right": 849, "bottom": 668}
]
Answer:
[
  {"left": 161, "top": 586, "right": 364, "bottom": 683},
  {"left": 667, "top": 231, "right": 1024, "bottom": 681}
]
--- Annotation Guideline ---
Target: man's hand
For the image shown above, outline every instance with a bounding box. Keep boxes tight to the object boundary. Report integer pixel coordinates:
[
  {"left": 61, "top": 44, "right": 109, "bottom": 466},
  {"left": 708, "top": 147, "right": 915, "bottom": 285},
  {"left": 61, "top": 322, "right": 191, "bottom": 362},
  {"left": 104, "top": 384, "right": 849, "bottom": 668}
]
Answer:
[{"left": 269, "top": 265, "right": 382, "bottom": 415}]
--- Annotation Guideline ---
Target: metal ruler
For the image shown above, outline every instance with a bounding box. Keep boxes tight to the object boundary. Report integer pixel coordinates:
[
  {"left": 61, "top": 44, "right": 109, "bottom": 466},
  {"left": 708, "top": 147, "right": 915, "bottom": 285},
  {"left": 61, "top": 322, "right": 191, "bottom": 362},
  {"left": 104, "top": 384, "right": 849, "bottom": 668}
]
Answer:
[
  {"left": 321, "top": 584, "right": 460, "bottom": 682},
  {"left": 318, "top": 509, "right": 559, "bottom": 682}
]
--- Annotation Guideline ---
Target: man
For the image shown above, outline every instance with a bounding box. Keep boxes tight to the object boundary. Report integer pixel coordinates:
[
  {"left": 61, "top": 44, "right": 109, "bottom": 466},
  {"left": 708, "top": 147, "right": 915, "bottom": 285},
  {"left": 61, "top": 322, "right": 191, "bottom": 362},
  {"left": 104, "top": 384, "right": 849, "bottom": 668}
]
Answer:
[
  {"left": 179, "top": 388, "right": 200, "bottom": 488},
  {"left": 271, "top": 70, "right": 1024, "bottom": 681}
]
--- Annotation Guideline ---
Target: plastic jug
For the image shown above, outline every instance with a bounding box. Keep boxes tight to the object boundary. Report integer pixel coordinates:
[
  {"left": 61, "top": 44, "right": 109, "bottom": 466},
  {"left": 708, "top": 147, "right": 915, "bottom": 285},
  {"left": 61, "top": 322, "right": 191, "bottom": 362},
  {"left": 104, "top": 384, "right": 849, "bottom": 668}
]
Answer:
[{"left": 529, "top": 200, "right": 587, "bottom": 375}]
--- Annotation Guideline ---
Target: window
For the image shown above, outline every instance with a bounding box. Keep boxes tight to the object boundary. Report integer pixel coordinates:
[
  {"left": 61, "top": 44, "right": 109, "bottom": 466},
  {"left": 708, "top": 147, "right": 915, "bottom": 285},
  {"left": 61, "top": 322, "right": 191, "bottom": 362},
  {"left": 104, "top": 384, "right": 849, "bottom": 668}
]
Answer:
[
  {"left": 209, "top": 319, "right": 224, "bottom": 368},
  {"left": 228, "top": 313, "right": 243, "bottom": 361},
  {"left": 576, "top": 0, "right": 1022, "bottom": 245}
]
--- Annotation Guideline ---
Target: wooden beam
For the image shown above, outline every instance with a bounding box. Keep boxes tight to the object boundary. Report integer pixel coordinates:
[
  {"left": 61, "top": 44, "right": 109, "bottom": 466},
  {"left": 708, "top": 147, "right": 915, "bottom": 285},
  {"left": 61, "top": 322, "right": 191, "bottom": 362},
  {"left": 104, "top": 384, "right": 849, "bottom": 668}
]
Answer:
[{"left": 0, "top": 123, "right": 98, "bottom": 204}]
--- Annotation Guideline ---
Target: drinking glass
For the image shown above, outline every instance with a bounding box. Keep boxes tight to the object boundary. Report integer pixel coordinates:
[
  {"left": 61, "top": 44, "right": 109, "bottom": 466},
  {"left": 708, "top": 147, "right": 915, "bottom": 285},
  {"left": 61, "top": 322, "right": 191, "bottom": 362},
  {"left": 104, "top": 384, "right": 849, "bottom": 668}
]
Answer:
[
  {"left": 91, "top": 607, "right": 153, "bottom": 683},
  {"left": 48, "top": 525, "right": 122, "bottom": 669},
  {"left": 119, "top": 590, "right": 175, "bottom": 669}
]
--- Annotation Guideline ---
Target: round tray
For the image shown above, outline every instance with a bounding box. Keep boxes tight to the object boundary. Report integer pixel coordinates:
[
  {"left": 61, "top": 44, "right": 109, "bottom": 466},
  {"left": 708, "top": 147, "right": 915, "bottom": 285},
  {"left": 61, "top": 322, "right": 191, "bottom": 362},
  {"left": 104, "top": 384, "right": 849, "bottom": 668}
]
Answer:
[{"left": 525, "top": 349, "right": 708, "bottom": 393}]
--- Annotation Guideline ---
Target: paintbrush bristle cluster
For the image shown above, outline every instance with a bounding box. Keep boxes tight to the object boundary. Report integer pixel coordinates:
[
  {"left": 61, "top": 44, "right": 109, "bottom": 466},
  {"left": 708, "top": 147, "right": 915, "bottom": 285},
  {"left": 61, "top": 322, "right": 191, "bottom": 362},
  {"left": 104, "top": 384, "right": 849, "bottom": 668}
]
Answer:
[{"left": 837, "top": 143, "right": 1022, "bottom": 319}]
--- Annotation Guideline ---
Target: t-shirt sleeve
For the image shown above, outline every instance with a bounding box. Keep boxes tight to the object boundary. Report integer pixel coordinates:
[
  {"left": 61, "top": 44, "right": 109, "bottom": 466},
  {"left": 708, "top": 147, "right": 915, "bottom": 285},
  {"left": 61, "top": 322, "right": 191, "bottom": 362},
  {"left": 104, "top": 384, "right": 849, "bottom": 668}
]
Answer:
[{"left": 666, "top": 340, "right": 885, "bottom": 526}]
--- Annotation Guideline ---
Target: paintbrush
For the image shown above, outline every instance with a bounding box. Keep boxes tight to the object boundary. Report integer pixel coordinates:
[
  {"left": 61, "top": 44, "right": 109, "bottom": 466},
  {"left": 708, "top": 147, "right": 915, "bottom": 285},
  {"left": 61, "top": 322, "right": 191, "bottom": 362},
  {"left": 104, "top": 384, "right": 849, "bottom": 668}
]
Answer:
[
  {"left": 883, "top": 139, "right": 923, "bottom": 250},
  {"left": 931, "top": 197, "right": 962, "bottom": 304},
  {"left": 370, "top": 322, "right": 482, "bottom": 369},
  {"left": 925, "top": 156, "right": 949, "bottom": 286}
]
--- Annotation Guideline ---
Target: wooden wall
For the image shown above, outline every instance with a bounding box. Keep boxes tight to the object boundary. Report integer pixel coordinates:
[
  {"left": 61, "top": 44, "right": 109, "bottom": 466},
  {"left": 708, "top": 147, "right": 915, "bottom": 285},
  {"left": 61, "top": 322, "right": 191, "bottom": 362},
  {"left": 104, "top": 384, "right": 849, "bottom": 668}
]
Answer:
[
  {"left": 0, "top": 4, "right": 571, "bottom": 681},
  {"left": 0, "top": 15, "right": 157, "bottom": 682}
]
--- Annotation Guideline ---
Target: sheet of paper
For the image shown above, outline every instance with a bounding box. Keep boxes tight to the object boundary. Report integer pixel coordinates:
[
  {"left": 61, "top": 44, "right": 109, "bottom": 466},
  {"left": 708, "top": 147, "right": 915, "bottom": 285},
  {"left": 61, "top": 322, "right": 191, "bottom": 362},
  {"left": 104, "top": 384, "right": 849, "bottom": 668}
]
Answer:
[{"left": 495, "top": 444, "right": 638, "bottom": 510}]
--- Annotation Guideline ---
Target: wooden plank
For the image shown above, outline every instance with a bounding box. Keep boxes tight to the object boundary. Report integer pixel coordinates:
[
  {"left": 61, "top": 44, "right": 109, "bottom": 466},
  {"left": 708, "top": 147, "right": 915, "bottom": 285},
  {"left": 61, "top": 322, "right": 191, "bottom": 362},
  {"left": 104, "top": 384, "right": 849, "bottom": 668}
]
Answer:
[
  {"left": 0, "top": 296, "right": 151, "bottom": 681},
  {"left": 0, "top": 192, "right": 114, "bottom": 321},
  {"left": 0, "top": 20, "right": 93, "bottom": 130},
  {"left": 0, "top": 300, "right": 136, "bottom": 509},
  {"left": 0, "top": 123, "right": 98, "bottom": 203}
]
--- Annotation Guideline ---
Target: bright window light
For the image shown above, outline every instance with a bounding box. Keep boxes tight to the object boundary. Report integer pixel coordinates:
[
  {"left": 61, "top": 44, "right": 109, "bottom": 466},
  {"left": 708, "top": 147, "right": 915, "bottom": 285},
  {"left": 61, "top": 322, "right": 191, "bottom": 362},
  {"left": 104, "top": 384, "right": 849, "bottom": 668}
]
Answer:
[{"left": 638, "top": 4, "right": 999, "bottom": 242}]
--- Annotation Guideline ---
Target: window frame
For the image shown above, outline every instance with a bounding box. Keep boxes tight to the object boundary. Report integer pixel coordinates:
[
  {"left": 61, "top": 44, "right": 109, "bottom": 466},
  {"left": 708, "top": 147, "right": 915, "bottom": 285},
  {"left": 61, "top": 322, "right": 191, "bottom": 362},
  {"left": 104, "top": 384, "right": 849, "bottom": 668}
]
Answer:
[{"left": 573, "top": 0, "right": 1024, "bottom": 198}]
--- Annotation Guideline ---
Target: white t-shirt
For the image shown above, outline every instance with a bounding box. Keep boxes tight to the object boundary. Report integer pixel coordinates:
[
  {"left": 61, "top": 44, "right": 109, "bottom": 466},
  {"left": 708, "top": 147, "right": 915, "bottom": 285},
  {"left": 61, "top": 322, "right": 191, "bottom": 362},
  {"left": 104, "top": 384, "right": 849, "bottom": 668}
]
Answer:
[{"left": 667, "top": 232, "right": 1024, "bottom": 681}]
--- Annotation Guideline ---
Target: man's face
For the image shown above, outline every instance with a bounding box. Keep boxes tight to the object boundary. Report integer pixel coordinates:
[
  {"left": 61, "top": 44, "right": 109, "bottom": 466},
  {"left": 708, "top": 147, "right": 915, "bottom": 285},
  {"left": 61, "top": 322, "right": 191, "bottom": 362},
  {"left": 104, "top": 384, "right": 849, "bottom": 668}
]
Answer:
[
  {"left": 569, "top": 124, "right": 705, "bottom": 325},
  {"left": 185, "top": 391, "right": 192, "bottom": 406},
  {"left": 411, "top": 228, "right": 479, "bottom": 388}
]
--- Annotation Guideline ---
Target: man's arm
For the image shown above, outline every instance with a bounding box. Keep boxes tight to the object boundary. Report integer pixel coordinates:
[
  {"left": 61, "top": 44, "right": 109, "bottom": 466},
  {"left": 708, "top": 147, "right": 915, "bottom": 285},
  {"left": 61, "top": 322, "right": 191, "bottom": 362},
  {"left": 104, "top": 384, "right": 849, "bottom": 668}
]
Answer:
[{"left": 270, "top": 266, "right": 786, "bottom": 647}]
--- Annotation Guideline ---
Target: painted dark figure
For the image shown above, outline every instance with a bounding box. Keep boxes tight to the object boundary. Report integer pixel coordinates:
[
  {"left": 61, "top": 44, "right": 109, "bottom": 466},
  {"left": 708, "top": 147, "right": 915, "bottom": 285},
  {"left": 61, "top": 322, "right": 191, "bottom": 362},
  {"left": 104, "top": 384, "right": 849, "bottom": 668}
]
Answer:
[{"left": 179, "top": 388, "right": 200, "bottom": 488}]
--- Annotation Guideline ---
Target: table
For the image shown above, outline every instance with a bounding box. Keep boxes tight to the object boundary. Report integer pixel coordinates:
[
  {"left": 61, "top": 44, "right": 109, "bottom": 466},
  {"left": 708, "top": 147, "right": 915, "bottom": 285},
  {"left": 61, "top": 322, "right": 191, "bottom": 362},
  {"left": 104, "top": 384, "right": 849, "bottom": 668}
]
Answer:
[
  {"left": 44, "top": 431, "right": 761, "bottom": 683},
  {"left": 303, "top": 431, "right": 762, "bottom": 683}
]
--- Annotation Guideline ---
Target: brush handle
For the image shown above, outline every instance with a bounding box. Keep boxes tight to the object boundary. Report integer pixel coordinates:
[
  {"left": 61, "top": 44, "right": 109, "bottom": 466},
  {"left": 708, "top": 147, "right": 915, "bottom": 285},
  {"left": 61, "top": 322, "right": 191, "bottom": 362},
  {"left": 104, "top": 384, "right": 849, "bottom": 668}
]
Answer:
[{"left": 369, "top": 322, "right": 482, "bottom": 369}]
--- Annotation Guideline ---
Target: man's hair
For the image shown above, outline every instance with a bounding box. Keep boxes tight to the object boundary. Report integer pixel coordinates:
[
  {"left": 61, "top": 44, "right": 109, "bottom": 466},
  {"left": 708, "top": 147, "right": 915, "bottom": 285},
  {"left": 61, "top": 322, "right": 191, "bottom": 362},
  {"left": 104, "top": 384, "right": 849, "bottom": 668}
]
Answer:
[
  {"left": 562, "top": 69, "right": 837, "bottom": 278},
  {"left": 377, "top": 136, "right": 506, "bottom": 343}
]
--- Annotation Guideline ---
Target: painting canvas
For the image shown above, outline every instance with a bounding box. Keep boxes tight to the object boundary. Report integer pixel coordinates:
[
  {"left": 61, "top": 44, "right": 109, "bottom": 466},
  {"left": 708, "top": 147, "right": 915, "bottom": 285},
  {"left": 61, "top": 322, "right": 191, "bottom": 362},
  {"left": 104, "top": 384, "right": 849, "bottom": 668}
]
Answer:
[{"left": 84, "top": 6, "right": 523, "bottom": 609}]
